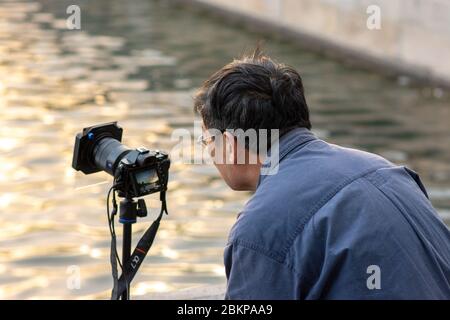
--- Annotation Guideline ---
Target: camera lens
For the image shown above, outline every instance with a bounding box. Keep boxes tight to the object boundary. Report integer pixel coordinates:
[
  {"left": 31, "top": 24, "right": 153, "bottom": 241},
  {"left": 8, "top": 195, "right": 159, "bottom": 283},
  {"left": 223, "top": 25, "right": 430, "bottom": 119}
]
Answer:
[{"left": 93, "top": 137, "right": 130, "bottom": 175}]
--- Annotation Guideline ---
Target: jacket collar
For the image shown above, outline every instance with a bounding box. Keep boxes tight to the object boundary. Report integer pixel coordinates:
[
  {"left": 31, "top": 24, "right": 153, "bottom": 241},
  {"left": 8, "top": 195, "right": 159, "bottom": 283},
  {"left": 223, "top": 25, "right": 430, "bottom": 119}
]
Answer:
[
  {"left": 258, "top": 128, "right": 317, "bottom": 187},
  {"left": 276, "top": 127, "right": 317, "bottom": 161}
]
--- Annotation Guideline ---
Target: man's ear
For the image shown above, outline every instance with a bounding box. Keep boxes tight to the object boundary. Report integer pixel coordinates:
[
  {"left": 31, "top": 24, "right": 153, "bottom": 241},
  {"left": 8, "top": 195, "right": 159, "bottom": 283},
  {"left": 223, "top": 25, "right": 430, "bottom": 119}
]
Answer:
[{"left": 223, "top": 131, "right": 236, "bottom": 164}]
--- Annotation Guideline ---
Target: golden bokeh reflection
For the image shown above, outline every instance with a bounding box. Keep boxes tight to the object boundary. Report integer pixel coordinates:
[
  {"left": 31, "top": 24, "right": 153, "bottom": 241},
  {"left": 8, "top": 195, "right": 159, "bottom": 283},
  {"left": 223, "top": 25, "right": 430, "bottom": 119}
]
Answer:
[
  {"left": 0, "top": 0, "right": 245, "bottom": 299},
  {"left": 1, "top": 0, "right": 450, "bottom": 300}
]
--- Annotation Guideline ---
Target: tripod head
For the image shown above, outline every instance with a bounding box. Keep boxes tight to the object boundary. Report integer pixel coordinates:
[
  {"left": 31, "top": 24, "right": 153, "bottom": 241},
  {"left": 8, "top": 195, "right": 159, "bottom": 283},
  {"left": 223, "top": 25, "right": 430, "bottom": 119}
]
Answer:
[{"left": 119, "top": 197, "right": 148, "bottom": 224}]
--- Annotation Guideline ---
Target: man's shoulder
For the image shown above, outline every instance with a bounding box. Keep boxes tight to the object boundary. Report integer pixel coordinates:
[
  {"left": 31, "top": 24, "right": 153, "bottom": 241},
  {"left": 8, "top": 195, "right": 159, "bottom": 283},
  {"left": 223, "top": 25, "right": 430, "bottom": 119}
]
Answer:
[{"left": 228, "top": 144, "right": 396, "bottom": 257}]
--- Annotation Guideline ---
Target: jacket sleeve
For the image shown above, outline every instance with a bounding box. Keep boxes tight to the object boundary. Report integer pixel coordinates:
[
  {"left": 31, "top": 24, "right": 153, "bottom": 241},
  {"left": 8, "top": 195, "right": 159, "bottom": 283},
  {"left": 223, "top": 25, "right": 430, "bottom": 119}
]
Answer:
[{"left": 224, "top": 241, "right": 299, "bottom": 299}]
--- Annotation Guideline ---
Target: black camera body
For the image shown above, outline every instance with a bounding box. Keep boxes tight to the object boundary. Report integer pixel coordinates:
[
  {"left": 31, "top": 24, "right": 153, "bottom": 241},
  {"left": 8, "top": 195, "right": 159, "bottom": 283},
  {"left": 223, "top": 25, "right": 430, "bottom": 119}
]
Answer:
[
  {"left": 114, "top": 147, "right": 170, "bottom": 198},
  {"left": 72, "top": 122, "right": 170, "bottom": 198}
]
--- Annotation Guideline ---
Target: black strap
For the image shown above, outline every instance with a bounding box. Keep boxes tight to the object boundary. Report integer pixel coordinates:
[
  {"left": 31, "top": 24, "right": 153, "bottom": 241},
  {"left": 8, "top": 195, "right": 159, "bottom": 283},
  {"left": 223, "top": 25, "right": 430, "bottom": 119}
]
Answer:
[
  {"left": 110, "top": 230, "right": 120, "bottom": 298},
  {"left": 111, "top": 193, "right": 168, "bottom": 300},
  {"left": 109, "top": 190, "right": 121, "bottom": 299}
]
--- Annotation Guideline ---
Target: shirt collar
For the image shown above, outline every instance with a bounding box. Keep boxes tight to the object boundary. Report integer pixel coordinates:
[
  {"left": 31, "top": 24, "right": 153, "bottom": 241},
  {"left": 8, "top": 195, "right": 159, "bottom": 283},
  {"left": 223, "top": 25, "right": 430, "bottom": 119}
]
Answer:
[{"left": 258, "top": 127, "right": 317, "bottom": 187}]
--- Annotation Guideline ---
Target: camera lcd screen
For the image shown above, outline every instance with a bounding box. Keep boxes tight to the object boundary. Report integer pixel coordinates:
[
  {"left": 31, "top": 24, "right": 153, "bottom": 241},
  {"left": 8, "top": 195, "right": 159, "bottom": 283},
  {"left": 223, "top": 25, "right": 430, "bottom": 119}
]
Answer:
[
  {"left": 134, "top": 168, "right": 159, "bottom": 191},
  {"left": 135, "top": 169, "right": 158, "bottom": 187}
]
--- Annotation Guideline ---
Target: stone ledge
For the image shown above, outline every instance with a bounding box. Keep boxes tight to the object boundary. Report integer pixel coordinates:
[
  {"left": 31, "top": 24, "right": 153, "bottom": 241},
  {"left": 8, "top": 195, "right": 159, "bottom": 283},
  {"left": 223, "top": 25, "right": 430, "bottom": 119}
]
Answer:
[
  {"left": 138, "top": 284, "right": 226, "bottom": 300},
  {"left": 174, "top": 0, "right": 450, "bottom": 89}
]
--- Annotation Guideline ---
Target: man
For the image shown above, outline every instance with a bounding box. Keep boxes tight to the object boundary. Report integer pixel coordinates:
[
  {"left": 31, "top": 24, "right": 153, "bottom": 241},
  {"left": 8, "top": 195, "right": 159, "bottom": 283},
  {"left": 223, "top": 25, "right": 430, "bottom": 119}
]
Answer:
[{"left": 193, "top": 50, "right": 450, "bottom": 299}]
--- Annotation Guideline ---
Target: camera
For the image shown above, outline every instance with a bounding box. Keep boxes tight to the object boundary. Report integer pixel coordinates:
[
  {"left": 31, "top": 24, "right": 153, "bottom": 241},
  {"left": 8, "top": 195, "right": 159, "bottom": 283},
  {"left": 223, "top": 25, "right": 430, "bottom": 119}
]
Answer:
[
  {"left": 72, "top": 122, "right": 170, "bottom": 199},
  {"left": 72, "top": 122, "right": 170, "bottom": 300}
]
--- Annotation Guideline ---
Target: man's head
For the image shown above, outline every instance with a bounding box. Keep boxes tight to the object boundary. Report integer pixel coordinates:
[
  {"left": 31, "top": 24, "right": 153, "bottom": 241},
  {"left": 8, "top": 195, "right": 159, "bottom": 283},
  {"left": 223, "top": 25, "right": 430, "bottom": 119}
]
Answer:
[{"left": 194, "top": 49, "right": 311, "bottom": 191}]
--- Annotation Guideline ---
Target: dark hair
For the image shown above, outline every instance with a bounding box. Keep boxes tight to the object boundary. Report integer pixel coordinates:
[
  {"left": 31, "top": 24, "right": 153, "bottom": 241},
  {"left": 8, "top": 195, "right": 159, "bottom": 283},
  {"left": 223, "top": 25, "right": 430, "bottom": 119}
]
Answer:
[{"left": 194, "top": 48, "right": 311, "bottom": 150}]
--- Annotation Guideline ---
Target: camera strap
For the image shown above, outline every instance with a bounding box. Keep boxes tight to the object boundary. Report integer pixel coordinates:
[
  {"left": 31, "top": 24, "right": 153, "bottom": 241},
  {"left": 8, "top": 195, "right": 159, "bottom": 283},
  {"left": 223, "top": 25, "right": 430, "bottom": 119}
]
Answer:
[{"left": 110, "top": 192, "right": 168, "bottom": 300}]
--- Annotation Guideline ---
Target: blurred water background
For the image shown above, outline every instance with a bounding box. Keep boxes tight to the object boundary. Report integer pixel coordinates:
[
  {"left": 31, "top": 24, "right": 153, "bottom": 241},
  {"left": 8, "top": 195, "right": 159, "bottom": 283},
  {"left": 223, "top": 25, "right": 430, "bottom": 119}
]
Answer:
[{"left": 0, "top": 0, "right": 449, "bottom": 299}]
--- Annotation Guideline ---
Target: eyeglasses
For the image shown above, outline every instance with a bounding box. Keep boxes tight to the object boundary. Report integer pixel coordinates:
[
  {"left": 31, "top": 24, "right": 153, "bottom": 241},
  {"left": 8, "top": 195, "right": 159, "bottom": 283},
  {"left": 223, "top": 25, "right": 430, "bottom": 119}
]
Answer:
[{"left": 197, "top": 134, "right": 215, "bottom": 147}]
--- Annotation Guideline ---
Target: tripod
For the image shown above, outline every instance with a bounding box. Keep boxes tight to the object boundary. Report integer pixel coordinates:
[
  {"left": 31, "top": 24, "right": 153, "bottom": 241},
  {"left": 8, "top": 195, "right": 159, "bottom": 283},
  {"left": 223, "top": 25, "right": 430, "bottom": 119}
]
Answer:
[
  {"left": 108, "top": 187, "right": 166, "bottom": 300},
  {"left": 118, "top": 197, "right": 147, "bottom": 300}
]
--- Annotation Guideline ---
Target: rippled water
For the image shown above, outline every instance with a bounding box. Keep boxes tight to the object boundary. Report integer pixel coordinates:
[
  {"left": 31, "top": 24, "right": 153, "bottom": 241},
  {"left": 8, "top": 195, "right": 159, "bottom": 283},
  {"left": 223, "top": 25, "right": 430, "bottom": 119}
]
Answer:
[{"left": 0, "top": 0, "right": 449, "bottom": 299}]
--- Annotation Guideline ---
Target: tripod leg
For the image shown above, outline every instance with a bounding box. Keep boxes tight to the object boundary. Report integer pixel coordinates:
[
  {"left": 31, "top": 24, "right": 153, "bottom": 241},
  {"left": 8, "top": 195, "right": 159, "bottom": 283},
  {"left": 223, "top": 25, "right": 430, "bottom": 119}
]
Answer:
[{"left": 121, "top": 223, "right": 132, "bottom": 300}]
